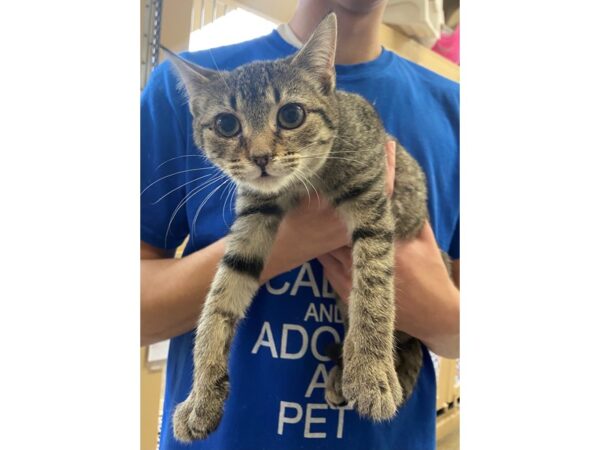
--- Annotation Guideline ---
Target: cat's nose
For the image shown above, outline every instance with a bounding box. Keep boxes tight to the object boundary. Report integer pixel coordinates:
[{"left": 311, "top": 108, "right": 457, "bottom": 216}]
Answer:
[{"left": 251, "top": 155, "right": 271, "bottom": 169}]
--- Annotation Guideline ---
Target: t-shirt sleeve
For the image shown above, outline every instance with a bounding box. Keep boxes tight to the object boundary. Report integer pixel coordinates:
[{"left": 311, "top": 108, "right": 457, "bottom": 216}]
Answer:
[
  {"left": 447, "top": 217, "right": 460, "bottom": 260},
  {"left": 140, "top": 62, "right": 191, "bottom": 249}
]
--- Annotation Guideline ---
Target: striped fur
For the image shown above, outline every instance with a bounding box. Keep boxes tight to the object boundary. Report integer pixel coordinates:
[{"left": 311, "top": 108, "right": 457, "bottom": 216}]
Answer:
[{"left": 165, "top": 13, "right": 447, "bottom": 442}]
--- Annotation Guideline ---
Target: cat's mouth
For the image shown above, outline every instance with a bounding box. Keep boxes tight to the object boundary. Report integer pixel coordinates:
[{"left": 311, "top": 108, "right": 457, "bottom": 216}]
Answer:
[
  {"left": 234, "top": 162, "right": 293, "bottom": 193},
  {"left": 245, "top": 170, "right": 289, "bottom": 193},
  {"left": 251, "top": 165, "right": 282, "bottom": 181},
  {"left": 253, "top": 172, "right": 279, "bottom": 182}
]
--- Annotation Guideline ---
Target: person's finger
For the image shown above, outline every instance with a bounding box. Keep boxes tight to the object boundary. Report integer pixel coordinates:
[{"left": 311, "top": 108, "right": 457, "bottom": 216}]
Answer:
[
  {"left": 328, "top": 246, "right": 352, "bottom": 273},
  {"left": 318, "top": 254, "right": 351, "bottom": 301},
  {"left": 385, "top": 139, "right": 396, "bottom": 196},
  {"left": 396, "top": 220, "right": 439, "bottom": 256},
  {"left": 318, "top": 253, "right": 344, "bottom": 274},
  {"left": 419, "top": 220, "right": 438, "bottom": 244}
]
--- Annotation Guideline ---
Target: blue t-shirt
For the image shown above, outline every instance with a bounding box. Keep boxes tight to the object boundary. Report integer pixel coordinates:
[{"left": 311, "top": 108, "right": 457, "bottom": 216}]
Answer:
[{"left": 141, "top": 30, "right": 459, "bottom": 450}]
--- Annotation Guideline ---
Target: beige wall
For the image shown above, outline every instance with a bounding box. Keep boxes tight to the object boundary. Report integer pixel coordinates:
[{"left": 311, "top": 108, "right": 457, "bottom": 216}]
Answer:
[
  {"left": 160, "top": 0, "right": 194, "bottom": 54},
  {"left": 141, "top": 348, "right": 165, "bottom": 450},
  {"left": 380, "top": 23, "right": 459, "bottom": 82},
  {"left": 234, "top": 0, "right": 295, "bottom": 22}
]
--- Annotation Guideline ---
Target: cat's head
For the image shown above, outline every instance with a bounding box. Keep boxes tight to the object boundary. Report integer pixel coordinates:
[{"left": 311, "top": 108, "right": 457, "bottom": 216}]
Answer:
[{"left": 163, "top": 13, "right": 338, "bottom": 194}]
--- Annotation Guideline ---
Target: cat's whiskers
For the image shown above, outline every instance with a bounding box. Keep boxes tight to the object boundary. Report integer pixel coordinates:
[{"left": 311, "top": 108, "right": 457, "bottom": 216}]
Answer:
[
  {"left": 221, "top": 181, "right": 238, "bottom": 225},
  {"left": 279, "top": 150, "right": 371, "bottom": 202},
  {"left": 221, "top": 183, "right": 231, "bottom": 225},
  {"left": 294, "top": 166, "right": 321, "bottom": 207},
  {"left": 291, "top": 154, "right": 370, "bottom": 167},
  {"left": 191, "top": 178, "right": 231, "bottom": 247},
  {"left": 287, "top": 141, "right": 366, "bottom": 161},
  {"left": 228, "top": 183, "right": 237, "bottom": 213},
  {"left": 208, "top": 49, "right": 231, "bottom": 91},
  {"left": 141, "top": 167, "right": 216, "bottom": 197},
  {"left": 164, "top": 173, "right": 229, "bottom": 246},
  {"left": 277, "top": 155, "right": 322, "bottom": 205},
  {"left": 151, "top": 172, "right": 220, "bottom": 205},
  {"left": 298, "top": 148, "right": 363, "bottom": 156},
  {"left": 154, "top": 153, "right": 206, "bottom": 171},
  {"left": 291, "top": 172, "right": 313, "bottom": 206}
]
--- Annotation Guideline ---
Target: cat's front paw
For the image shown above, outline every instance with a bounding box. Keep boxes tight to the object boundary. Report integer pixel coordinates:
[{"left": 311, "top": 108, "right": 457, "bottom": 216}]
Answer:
[
  {"left": 173, "top": 397, "right": 203, "bottom": 443},
  {"left": 172, "top": 397, "right": 223, "bottom": 442},
  {"left": 172, "top": 385, "right": 228, "bottom": 442},
  {"left": 325, "top": 365, "right": 348, "bottom": 408},
  {"left": 342, "top": 352, "right": 403, "bottom": 421}
]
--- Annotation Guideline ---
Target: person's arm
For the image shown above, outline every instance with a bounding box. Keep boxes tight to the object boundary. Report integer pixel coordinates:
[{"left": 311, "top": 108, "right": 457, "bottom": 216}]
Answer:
[
  {"left": 392, "top": 223, "right": 459, "bottom": 358},
  {"left": 141, "top": 196, "right": 350, "bottom": 346},
  {"left": 141, "top": 239, "right": 223, "bottom": 346},
  {"left": 318, "top": 222, "right": 460, "bottom": 359}
]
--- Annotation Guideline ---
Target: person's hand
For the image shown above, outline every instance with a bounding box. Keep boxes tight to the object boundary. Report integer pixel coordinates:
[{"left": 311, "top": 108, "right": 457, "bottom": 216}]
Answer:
[
  {"left": 260, "top": 195, "right": 349, "bottom": 282},
  {"left": 384, "top": 139, "right": 396, "bottom": 196}
]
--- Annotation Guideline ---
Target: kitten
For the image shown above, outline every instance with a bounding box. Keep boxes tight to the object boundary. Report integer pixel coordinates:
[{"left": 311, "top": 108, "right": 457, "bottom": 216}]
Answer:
[{"left": 162, "top": 12, "right": 436, "bottom": 442}]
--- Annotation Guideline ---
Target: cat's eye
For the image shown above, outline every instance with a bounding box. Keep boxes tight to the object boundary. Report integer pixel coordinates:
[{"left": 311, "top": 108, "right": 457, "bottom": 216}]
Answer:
[
  {"left": 215, "top": 113, "right": 241, "bottom": 138},
  {"left": 277, "top": 103, "right": 306, "bottom": 130}
]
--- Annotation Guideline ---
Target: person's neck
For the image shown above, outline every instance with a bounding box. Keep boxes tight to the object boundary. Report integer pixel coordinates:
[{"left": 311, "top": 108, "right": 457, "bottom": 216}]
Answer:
[{"left": 288, "top": 1, "right": 386, "bottom": 65}]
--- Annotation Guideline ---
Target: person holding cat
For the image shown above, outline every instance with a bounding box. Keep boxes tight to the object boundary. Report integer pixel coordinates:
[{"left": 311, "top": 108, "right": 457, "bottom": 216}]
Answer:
[{"left": 141, "top": 1, "right": 459, "bottom": 449}]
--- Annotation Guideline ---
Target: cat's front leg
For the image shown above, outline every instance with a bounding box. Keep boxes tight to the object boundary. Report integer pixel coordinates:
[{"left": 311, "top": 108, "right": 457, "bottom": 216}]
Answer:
[
  {"left": 173, "top": 194, "right": 285, "bottom": 442},
  {"left": 337, "top": 196, "right": 403, "bottom": 421}
]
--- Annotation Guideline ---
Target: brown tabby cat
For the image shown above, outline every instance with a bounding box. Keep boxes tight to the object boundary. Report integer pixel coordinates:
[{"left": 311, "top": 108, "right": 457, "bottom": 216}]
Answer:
[{"left": 162, "top": 13, "right": 436, "bottom": 443}]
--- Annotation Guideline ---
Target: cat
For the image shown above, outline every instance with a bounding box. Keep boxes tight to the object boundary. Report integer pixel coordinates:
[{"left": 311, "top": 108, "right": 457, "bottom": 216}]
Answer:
[{"left": 161, "top": 12, "right": 438, "bottom": 443}]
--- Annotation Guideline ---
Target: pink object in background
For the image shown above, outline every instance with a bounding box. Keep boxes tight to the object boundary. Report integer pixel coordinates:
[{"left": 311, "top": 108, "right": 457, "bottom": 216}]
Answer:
[{"left": 432, "top": 24, "right": 460, "bottom": 65}]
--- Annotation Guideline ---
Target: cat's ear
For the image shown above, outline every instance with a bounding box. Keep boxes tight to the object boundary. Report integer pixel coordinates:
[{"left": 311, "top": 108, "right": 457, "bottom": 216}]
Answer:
[
  {"left": 160, "top": 45, "right": 219, "bottom": 98},
  {"left": 292, "top": 12, "right": 337, "bottom": 93}
]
